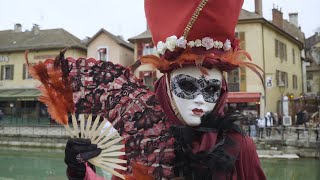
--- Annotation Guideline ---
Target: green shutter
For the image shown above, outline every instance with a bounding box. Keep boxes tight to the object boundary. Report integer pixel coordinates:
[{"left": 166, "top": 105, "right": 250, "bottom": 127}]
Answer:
[
  {"left": 23, "top": 64, "right": 26, "bottom": 80},
  {"left": 0, "top": 65, "right": 3, "bottom": 80},
  {"left": 275, "top": 40, "right": 278, "bottom": 57},
  {"left": 10, "top": 65, "right": 14, "bottom": 80}
]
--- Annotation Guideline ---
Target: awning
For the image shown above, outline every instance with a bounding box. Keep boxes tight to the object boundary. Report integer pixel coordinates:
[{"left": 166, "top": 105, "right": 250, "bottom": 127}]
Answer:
[
  {"left": 226, "top": 92, "right": 261, "bottom": 103},
  {"left": 0, "top": 89, "right": 41, "bottom": 101}
]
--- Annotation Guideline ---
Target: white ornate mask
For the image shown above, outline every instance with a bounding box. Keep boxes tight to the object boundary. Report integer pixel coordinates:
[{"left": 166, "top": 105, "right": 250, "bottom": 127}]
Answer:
[{"left": 170, "top": 66, "right": 222, "bottom": 126}]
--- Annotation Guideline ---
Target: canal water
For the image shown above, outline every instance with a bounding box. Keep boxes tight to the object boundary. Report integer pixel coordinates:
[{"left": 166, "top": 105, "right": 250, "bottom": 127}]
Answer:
[{"left": 0, "top": 146, "right": 319, "bottom": 180}]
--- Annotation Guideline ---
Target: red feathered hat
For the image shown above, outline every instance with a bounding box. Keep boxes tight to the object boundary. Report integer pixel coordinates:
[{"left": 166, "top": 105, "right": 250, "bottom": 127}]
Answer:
[{"left": 145, "top": 0, "right": 244, "bottom": 54}]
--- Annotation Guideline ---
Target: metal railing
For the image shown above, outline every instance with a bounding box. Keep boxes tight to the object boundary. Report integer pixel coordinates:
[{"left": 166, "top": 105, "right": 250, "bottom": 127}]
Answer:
[
  {"left": 243, "top": 125, "right": 320, "bottom": 141},
  {"left": 0, "top": 124, "right": 67, "bottom": 136}
]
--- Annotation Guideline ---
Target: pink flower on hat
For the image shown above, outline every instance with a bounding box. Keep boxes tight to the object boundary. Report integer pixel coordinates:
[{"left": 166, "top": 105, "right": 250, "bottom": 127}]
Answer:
[
  {"left": 176, "top": 37, "right": 187, "bottom": 49},
  {"left": 202, "top": 37, "right": 214, "bottom": 50}
]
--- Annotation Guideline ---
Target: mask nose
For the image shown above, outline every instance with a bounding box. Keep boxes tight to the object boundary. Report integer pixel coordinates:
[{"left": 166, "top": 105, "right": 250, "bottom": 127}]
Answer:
[{"left": 193, "top": 94, "right": 205, "bottom": 105}]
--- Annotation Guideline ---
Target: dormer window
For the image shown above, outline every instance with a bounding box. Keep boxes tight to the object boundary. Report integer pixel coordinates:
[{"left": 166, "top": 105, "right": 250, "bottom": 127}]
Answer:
[{"left": 98, "top": 48, "right": 108, "bottom": 61}]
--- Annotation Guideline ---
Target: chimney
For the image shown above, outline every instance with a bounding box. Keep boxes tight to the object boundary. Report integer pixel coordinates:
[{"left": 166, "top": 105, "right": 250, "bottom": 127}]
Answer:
[
  {"left": 14, "top": 23, "right": 22, "bottom": 32},
  {"left": 32, "top": 24, "right": 40, "bottom": 35},
  {"left": 272, "top": 7, "right": 283, "bottom": 28},
  {"left": 254, "top": 0, "right": 263, "bottom": 16},
  {"left": 289, "top": 13, "right": 299, "bottom": 27}
]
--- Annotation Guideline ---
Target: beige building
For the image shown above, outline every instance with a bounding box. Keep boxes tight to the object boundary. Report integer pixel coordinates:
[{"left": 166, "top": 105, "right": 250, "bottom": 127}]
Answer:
[
  {"left": 129, "top": 1, "right": 305, "bottom": 119},
  {"left": 0, "top": 24, "right": 86, "bottom": 120},
  {"left": 87, "top": 28, "right": 134, "bottom": 67},
  {"left": 236, "top": 6, "right": 304, "bottom": 118},
  {"left": 128, "top": 29, "right": 157, "bottom": 90}
]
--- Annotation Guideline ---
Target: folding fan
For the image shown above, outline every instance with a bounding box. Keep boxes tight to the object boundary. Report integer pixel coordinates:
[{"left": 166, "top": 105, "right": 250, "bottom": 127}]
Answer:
[{"left": 26, "top": 50, "right": 174, "bottom": 179}]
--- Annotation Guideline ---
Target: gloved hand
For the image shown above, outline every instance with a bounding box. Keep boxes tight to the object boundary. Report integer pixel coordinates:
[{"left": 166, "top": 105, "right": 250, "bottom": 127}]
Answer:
[{"left": 65, "top": 138, "right": 102, "bottom": 180}]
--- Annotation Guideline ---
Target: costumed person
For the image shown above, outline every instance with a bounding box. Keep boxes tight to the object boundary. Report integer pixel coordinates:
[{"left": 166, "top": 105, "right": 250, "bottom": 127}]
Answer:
[
  {"left": 28, "top": 0, "right": 266, "bottom": 179},
  {"left": 139, "top": 0, "right": 266, "bottom": 179}
]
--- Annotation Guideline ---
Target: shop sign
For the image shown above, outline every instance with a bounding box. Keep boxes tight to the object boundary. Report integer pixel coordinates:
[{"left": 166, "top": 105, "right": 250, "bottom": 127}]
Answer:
[
  {"left": 266, "top": 76, "right": 273, "bottom": 88},
  {"left": 0, "top": 56, "right": 9, "bottom": 63},
  {"left": 17, "top": 97, "right": 36, "bottom": 101}
]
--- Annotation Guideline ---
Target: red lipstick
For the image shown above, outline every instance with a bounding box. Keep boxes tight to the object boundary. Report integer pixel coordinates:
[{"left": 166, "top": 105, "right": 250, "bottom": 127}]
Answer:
[{"left": 192, "top": 108, "right": 204, "bottom": 116}]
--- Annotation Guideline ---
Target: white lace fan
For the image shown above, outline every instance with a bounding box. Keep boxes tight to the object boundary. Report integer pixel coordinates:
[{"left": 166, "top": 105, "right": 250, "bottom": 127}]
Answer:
[{"left": 64, "top": 113, "right": 126, "bottom": 179}]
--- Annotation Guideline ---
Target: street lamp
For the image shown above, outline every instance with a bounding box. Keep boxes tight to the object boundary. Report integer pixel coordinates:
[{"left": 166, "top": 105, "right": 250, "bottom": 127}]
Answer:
[
  {"left": 278, "top": 82, "right": 286, "bottom": 140},
  {"left": 9, "top": 103, "right": 14, "bottom": 122},
  {"left": 278, "top": 81, "right": 286, "bottom": 116}
]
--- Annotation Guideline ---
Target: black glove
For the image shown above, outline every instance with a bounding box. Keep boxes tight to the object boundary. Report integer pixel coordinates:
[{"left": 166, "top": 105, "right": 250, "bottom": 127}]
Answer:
[{"left": 65, "top": 138, "right": 102, "bottom": 180}]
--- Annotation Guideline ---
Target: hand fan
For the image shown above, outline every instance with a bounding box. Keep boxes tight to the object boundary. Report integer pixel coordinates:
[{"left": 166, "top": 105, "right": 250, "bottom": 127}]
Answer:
[{"left": 26, "top": 50, "right": 174, "bottom": 179}]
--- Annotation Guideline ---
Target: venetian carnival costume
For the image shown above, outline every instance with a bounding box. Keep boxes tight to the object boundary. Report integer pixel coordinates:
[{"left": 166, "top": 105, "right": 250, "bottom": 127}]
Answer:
[{"left": 27, "top": 0, "right": 266, "bottom": 180}]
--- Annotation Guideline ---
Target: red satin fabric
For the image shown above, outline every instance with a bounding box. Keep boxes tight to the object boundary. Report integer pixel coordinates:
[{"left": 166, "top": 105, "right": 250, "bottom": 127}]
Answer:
[{"left": 145, "top": 0, "right": 244, "bottom": 44}]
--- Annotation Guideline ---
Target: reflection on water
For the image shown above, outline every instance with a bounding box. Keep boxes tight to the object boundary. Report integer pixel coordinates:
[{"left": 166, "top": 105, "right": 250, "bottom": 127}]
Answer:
[
  {"left": 260, "top": 158, "right": 320, "bottom": 180},
  {"left": 0, "top": 146, "right": 319, "bottom": 180},
  {"left": 0, "top": 147, "right": 65, "bottom": 180}
]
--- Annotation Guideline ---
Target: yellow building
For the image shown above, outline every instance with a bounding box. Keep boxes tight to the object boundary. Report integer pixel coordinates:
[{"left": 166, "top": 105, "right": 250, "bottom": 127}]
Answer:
[
  {"left": 129, "top": 3, "right": 305, "bottom": 119},
  {"left": 236, "top": 7, "right": 304, "bottom": 118},
  {"left": 0, "top": 24, "right": 86, "bottom": 122}
]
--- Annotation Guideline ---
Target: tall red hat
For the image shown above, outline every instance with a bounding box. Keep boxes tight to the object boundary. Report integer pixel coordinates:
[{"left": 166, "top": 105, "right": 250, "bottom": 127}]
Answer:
[{"left": 145, "top": 0, "right": 244, "bottom": 54}]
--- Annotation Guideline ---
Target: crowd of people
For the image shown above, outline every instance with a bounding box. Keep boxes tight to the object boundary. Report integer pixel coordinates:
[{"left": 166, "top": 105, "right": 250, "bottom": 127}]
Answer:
[{"left": 244, "top": 110, "right": 320, "bottom": 141}]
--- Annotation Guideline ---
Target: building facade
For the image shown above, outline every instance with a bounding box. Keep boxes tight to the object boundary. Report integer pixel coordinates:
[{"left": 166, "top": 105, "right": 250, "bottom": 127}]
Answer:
[
  {"left": 236, "top": 7, "right": 304, "bottom": 119},
  {"left": 86, "top": 28, "right": 134, "bottom": 67},
  {"left": 306, "top": 32, "right": 320, "bottom": 95},
  {"left": 128, "top": 29, "right": 158, "bottom": 90},
  {"left": 0, "top": 24, "right": 86, "bottom": 122}
]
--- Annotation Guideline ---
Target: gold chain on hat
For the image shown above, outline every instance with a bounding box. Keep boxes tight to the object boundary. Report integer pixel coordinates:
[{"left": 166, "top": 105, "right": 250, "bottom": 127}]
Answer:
[{"left": 183, "top": 0, "right": 209, "bottom": 39}]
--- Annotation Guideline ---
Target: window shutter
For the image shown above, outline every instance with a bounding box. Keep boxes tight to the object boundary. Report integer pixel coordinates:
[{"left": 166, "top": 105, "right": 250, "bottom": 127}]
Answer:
[
  {"left": 239, "top": 32, "right": 246, "bottom": 50},
  {"left": 292, "top": 49, "right": 295, "bottom": 64},
  {"left": 275, "top": 40, "right": 279, "bottom": 57},
  {"left": 276, "top": 70, "right": 279, "bottom": 85},
  {"left": 10, "top": 65, "right": 14, "bottom": 80},
  {"left": 23, "top": 64, "right": 26, "bottom": 80},
  {"left": 137, "top": 43, "right": 143, "bottom": 58},
  {"left": 0, "top": 65, "right": 3, "bottom": 80},
  {"left": 285, "top": 73, "right": 288, "bottom": 87},
  {"left": 284, "top": 45, "right": 287, "bottom": 61}
]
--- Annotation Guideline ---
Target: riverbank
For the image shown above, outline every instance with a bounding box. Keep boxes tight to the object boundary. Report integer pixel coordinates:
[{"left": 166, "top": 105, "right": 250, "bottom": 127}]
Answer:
[{"left": 0, "top": 125, "right": 319, "bottom": 158}]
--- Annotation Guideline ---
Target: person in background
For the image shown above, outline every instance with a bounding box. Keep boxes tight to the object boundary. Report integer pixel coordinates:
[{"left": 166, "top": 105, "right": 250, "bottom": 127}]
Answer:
[
  {"left": 0, "top": 109, "right": 4, "bottom": 121},
  {"left": 314, "top": 123, "right": 319, "bottom": 141},
  {"left": 265, "top": 112, "right": 273, "bottom": 139},
  {"left": 257, "top": 116, "right": 265, "bottom": 138}
]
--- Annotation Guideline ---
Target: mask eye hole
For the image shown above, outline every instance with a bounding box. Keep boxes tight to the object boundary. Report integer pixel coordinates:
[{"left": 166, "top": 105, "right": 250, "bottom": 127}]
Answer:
[
  {"left": 178, "top": 80, "right": 197, "bottom": 92},
  {"left": 204, "top": 85, "right": 219, "bottom": 93}
]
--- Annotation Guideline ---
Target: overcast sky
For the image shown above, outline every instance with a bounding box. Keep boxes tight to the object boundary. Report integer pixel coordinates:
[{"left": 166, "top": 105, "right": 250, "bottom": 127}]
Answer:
[{"left": 1, "top": 0, "right": 319, "bottom": 41}]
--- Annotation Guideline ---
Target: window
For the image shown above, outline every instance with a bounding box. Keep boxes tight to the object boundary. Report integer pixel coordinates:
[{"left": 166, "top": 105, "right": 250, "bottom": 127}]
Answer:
[
  {"left": 98, "top": 48, "right": 108, "bottom": 61},
  {"left": 140, "top": 71, "right": 156, "bottom": 91},
  {"left": 275, "top": 39, "right": 287, "bottom": 61},
  {"left": 276, "top": 70, "right": 288, "bottom": 87},
  {"left": 292, "top": 48, "right": 295, "bottom": 64},
  {"left": 307, "top": 73, "right": 313, "bottom": 80},
  {"left": 235, "top": 32, "right": 246, "bottom": 50},
  {"left": 306, "top": 73, "right": 313, "bottom": 92},
  {"left": 1, "top": 65, "right": 14, "bottom": 80},
  {"left": 23, "top": 64, "right": 33, "bottom": 79},
  {"left": 293, "top": 75, "right": 298, "bottom": 89},
  {"left": 142, "top": 43, "right": 155, "bottom": 55},
  {"left": 228, "top": 68, "right": 240, "bottom": 92}
]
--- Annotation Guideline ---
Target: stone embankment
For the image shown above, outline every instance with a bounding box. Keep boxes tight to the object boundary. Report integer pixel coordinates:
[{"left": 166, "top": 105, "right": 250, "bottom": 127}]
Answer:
[{"left": 1, "top": 125, "right": 319, "bottom": 158}]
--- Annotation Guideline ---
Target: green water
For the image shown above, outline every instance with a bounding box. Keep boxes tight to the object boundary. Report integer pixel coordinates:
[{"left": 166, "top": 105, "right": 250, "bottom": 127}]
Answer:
[{"left": 0, "top": 147, "right": 319, "bottom": 180}]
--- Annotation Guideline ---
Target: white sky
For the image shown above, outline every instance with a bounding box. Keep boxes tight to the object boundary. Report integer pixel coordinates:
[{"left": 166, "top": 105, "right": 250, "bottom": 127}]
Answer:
[{"left": 0, "top": 0, "right": 319, "bottom": 41}]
